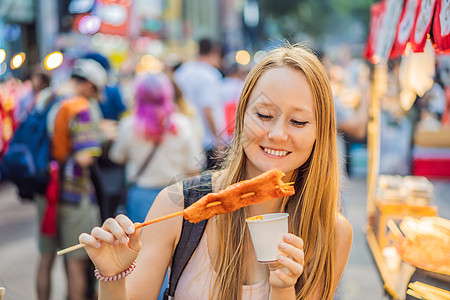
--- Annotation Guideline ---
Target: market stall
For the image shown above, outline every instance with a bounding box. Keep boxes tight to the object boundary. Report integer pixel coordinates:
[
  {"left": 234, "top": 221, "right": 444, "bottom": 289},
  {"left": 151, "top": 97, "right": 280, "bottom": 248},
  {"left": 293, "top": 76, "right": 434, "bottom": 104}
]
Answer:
[{"left": 363, "top": 0, "right": 450, "bottom": 299}]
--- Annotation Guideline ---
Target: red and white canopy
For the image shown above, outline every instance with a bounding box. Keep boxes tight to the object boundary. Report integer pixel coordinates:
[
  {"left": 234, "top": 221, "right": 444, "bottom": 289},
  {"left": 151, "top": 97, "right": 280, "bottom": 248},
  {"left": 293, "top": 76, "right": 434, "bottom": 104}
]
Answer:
[{"left": 364, "top": 0, "right": 450, "bottom": 62}]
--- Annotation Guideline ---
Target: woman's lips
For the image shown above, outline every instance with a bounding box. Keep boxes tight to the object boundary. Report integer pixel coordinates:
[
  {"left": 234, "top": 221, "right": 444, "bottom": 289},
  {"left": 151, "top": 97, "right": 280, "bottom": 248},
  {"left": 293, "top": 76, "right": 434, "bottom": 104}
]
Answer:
[{"left": 261, "top": 146, "right": 291, "bottom": 157}]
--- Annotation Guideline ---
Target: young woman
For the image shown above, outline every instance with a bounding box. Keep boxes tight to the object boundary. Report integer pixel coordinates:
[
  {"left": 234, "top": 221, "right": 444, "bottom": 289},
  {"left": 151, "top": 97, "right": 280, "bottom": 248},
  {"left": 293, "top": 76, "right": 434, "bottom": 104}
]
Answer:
[{"left": 79, "top": 44, "right": 353, "bottom": 300}]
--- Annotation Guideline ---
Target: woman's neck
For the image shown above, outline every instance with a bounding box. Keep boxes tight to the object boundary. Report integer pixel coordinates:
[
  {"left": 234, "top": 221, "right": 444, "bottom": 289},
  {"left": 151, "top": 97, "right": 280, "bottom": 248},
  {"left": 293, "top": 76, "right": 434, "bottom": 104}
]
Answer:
[
  {"left": 244, "top": 167, "right": 295, "bottom": 183},
  {"left": 247, "top": 197, "right": 283, "bottom": 217}
]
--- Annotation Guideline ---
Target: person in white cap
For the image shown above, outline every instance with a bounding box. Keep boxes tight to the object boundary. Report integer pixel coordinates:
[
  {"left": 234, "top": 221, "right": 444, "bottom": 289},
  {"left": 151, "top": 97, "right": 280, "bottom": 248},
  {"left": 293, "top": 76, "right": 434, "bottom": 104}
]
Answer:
[{"left": 36, "top": 58, "right": 107, "bottom": 300}]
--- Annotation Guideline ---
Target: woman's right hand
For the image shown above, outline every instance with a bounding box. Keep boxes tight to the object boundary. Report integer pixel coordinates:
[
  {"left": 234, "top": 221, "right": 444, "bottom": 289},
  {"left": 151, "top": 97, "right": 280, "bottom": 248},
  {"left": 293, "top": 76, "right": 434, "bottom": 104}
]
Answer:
[{"left": 79, "top": 214, "right": 142, "bottom": 277}]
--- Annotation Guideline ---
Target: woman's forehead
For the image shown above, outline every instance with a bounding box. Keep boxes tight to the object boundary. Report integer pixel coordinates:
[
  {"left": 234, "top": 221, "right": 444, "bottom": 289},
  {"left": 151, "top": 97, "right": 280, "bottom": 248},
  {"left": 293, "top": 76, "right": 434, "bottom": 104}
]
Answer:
[{"left": 246, "top": 67, "right": 315, "bottom": 113}]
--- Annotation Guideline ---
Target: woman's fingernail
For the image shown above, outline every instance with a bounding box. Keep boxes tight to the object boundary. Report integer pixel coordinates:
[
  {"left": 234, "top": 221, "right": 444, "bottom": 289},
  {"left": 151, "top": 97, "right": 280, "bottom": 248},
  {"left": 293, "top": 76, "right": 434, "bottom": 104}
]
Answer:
[
  {"left": 114, "top": 240, "right": 119, "bottom": 246},
  {"left": 284, "top": 234, "right": 290, "bottom": 241},
  {"left": 95, "top": 242, "right": 101, "bottom": 248},
  {"left": 127, "top": 226, "right": 135, "bottom": 234},
  {"left": 279, "top": 242, "right": 287, "bottom": 249},
  {"left": 121, "top": 237, "right": 127, "bottom": 244},
  {"left": 278, "top": 255, "right": 286, "bottom": 262}
]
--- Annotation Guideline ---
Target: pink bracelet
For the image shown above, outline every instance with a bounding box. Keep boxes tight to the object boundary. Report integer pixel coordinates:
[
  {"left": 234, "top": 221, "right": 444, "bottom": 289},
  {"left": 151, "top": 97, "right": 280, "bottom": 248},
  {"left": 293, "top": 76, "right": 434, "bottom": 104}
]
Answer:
[{"left": 94, "top": 261, "right": 136, "bottom": 282}]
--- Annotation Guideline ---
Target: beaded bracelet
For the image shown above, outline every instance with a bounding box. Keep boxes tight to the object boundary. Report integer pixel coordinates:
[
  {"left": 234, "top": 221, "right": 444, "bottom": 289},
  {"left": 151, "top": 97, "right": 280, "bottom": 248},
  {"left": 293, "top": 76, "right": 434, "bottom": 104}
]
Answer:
[{"left": 94, "top": 261, "right": 137, "bottom": 282}]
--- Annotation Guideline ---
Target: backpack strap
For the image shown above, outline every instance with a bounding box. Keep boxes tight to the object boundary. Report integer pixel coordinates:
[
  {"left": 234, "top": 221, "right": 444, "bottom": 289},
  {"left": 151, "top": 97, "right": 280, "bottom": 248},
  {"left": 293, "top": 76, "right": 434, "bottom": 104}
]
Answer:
[{"left": 163, "top": 171, "right": 213, "bottom": 299}]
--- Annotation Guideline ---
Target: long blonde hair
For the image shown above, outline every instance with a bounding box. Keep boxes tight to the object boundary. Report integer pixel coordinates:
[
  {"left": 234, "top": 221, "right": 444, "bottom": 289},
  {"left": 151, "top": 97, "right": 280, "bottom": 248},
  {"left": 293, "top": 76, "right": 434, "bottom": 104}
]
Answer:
[{"left": 212, "top": 44, "right": 339, "bottom": 300}]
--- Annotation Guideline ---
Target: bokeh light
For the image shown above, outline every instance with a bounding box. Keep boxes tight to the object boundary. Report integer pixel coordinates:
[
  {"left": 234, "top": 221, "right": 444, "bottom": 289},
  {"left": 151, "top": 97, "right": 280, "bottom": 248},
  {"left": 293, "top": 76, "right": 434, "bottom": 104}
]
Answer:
[
  {"left": 0, "top": 63, "right": 7, "bottom": 75},
  {"left": 143, "top": 54, "right": 160, "bottom": 69},
  {"left": 0, "top": 49, "right": 6, "bottom": 64},
  {"left": 44, "top": 51, "right": 64, "bottom": 70},
  {"left": 78, "top": 15, "right": 101, "bottom": 34},
  {"left": 253, "top": 50, "right": 267, "bottom": 63},
  {"left": 136, "top": 54, "right": 163, "bottom": 74},
  {"left": 11, "top": 52, "right": 26, "bottom": 69},
  {"left": 235, "top": 50, "right": 251, "bottom": 65},
  {"left": 91, "top": 33, "right": 106, "bottom": 47}
]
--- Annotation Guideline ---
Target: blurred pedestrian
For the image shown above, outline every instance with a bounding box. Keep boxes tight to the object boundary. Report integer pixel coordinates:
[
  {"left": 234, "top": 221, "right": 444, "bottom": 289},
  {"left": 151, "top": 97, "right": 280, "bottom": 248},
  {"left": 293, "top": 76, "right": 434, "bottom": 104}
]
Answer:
[
  {"left": 171, "top": 77, "right": 204, "bottom": 149},
  {"left": 21, "top": 87, "right": 58, "bottom": 300},
  {"left": 44, "top": 58, "right": 105, "bottom": 300},
  {"left": 221, "top": 57, "right": 247, "bottom": 143},
  {"left": 84, "top": 52, "right": 127, "bottom": 121},
  {"left": 174, "top": 38, "right": 224, "bottom": 169},
  {"left": 14, "top": 69, "right": 50, "bottom": 123},
  {"left": 82, "top": 53, "right": 127, "bottom": 222},
  {"left": 108, "top": 72, "right": 204, "bottom": 299},
  {"left": 109, "top": 72, "right": 204, "bottom": 223}
]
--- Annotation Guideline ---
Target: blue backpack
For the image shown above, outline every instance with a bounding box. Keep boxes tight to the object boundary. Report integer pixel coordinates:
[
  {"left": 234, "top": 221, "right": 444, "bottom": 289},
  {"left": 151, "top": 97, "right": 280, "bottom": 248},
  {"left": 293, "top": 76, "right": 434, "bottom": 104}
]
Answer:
[{"left": 0, "top": 92, "right": 59, "bottom": 200}]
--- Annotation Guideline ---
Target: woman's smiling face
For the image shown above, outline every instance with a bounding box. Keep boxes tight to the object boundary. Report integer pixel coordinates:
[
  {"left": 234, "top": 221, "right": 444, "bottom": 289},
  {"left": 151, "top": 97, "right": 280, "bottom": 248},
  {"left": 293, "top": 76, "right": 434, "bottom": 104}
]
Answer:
[{"left": 242, "top": 67, "right": 317, "bottom": 180}]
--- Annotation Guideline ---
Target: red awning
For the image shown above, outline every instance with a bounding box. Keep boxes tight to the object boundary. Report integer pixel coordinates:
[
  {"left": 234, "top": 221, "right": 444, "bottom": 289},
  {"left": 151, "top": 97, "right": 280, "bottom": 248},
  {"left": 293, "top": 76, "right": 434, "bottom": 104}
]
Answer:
[
  {"left": 432, "top": 0, "right": 450, "bottom": 53},
  {"left": 390, "top": 0, "right": 420, "bottom": 59},
  {"left": 363, "top": 1, "right": 387, "bottom": 63},
  {"left": 410, "top": 0, "right": 437, "bottom": 52},
  {"left": 363, "top": 0, "right": 450, "bottom": 61}
]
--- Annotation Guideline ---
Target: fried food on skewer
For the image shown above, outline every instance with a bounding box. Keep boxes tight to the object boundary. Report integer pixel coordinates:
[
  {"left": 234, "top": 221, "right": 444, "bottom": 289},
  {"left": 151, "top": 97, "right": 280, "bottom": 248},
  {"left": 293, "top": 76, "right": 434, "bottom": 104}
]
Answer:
[{"left": 183, "top": 169, "right": 295, "bottom": 223}]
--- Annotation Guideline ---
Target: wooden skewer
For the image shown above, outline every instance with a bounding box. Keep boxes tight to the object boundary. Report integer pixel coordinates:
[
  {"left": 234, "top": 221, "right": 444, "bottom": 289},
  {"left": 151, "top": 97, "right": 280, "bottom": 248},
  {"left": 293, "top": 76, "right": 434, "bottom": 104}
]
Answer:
[
  {"left": 275, "top": 182, "right": 295, "bottom": 190},
  {"left": 205, "top": 201, "right": 222, "bottom": 207},
  {"left": 57, "top": 201, "right": 221, "bottom": 256},
  {"left": 406, "top": 289, "right": 425, "bottom": 300},
  {"left": 410, "top": 286, "right": 445, "bottom": 300},
  {"left": 386, "top": 219, "right": 403, "bottom": 240},
  {"left": 241, "top": 192, "right": 255, "bottom": 199},
  {"left": 57, "top": 197, "right": 243, "bottom": 256},
  {"left": 135, "top": 210, "right": 184, "bottom": 229},
  {"left": 408, "top": 282, "right": 450, "bottom": 300},
  {"left": 410, "top": 282, "right": 450, "bottom": 299},
  {"left": 134, "top": 200, "right": 224, "bottom": 229},
  {"left": 57, "top": 243, "right": 86, "bottom": 255}
]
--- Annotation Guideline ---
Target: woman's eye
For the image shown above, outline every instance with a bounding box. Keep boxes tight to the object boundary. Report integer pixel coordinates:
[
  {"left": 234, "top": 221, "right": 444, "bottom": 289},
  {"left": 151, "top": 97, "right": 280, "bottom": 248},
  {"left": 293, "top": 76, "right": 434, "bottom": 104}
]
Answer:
[
  {"left": 291, "top": 119, "right": 308, "bottom": 127},
  {"left": 256, "top": 112, "right": 272, "bottom": 120}
]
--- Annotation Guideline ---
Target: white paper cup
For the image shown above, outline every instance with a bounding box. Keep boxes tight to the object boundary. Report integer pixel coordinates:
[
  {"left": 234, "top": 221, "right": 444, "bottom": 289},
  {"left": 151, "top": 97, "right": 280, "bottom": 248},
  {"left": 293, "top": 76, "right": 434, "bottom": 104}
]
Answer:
[{"left": 246, "top": 213, "right": 289, "bottom": 263}]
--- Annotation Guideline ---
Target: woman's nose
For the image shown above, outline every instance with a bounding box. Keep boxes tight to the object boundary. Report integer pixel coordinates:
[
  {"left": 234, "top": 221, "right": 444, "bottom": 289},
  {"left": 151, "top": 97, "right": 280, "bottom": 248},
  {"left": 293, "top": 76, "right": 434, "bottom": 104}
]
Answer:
[{"left": 267, "top": 120, "right": 288, "bottom": 141}]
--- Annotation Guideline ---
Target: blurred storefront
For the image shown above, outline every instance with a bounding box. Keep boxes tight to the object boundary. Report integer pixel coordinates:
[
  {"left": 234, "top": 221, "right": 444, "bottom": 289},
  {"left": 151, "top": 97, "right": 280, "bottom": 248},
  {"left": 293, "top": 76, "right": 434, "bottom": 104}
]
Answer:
[
  {"left": 0, "top": 0, "right": 247, "bottom": 80},
  {"left": 363, "top": 0, "right": 450, "bottom": 299},
  {"left": 0, "top": 0, "right": 36, "bottom": 79}
]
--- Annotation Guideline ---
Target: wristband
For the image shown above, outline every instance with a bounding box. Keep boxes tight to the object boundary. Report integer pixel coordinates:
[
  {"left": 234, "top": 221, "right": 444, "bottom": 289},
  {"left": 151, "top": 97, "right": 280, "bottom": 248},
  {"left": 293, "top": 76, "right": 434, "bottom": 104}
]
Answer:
[{"left": 94, "top": 261, "right": 136, "bottom": 282}]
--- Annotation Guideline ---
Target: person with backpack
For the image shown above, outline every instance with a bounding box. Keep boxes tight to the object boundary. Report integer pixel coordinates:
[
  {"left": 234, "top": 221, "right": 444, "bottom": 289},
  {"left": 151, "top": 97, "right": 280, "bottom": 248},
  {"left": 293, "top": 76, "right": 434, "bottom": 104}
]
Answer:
[
  {"left": 35, "top": 58, "right": 106, "bottom": 300},
  {"left": 14, "top": 69, "right": 51, "bottom": 124},
  {"left": 81, "top": 52, "right": 128, "bottom": 223},
  {"left": 0, "top": 86, "right": 57, "bottom": 200},
  {"left": 78, "top": 44, "right": 353, "bottom": 300},
  {"left": 0, "top": 72, "right": 62, "bottom": 300}
]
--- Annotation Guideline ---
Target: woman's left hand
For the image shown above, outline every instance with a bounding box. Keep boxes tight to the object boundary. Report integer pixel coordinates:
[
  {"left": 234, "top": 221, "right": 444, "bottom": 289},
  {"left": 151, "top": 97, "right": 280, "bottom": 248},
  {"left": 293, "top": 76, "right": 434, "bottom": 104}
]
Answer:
[{"left": 268, "top": 233, "right": 304, "bottom": 289}]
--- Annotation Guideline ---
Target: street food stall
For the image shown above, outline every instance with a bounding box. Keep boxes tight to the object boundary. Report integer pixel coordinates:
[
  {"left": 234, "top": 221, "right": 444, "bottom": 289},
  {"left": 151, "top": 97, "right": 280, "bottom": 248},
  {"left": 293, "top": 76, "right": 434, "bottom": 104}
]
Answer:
[{"left": 363, "top": 0, "right": 450, "bottom": 299}]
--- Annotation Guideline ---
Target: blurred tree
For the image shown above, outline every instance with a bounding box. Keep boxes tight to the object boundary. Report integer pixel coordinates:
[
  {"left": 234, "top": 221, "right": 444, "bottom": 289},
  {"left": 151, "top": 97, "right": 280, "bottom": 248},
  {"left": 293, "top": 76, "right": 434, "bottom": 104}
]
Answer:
[{"left": 259, "top": 0, "right": 372, "bottom": 44}]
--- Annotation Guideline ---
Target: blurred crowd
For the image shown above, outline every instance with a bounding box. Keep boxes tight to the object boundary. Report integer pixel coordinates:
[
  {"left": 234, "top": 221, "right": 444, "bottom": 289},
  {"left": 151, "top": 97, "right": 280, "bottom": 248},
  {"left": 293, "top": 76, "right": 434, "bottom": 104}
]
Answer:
[{"left": 0, "top": 38, "right": 250, "bottom": 300}]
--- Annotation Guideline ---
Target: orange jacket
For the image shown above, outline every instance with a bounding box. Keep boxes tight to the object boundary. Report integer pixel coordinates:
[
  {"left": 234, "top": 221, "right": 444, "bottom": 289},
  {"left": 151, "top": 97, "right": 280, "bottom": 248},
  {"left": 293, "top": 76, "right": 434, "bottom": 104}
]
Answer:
[{"left": 52, "top": 96, "right": 90, "bottom": 162}]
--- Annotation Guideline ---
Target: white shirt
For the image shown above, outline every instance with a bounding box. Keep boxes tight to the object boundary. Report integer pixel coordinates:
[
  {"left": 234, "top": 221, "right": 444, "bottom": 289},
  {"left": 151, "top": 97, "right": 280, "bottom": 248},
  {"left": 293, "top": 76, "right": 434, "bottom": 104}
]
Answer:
[
  {"left": 109, "top": 113, "right": 205, "bottom": 188},
  {"left": 174, "top": 227, "right": 269, "bottom": 300},
  {"left": 174, "top": 61, "right": 223, "bottom": 149}
]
